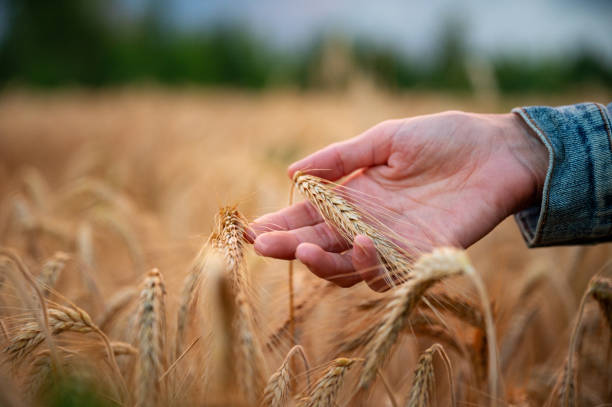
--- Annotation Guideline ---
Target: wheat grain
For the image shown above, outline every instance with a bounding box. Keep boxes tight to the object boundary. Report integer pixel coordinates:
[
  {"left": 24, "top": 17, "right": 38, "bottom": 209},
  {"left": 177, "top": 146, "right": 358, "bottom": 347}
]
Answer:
[
  {"left": 299, "top": 357, "right": 358, "bottom": 407},
  {"left": 293, "top": 171, "right": 413, "bottom": 285},
  {"left": 211, "top": 205, "right": 265, "bottom": 404},
  {"left": 405, "top": 348, "right": 435, "bottom": 407},
  {"left": 404, "top": 343, "right": 454, "bottom": 407},
  {"left": 135, "top": 268, "right": 167, "bottom": 407},
  {"left": 4, "top": 305, "right": 95, "bottom": 362},
  {"left": 359, "top": 248, "right": 468, "bottom": 390},
  {"left": 0, "top": 248, "right": 59, "bottom": 367}
]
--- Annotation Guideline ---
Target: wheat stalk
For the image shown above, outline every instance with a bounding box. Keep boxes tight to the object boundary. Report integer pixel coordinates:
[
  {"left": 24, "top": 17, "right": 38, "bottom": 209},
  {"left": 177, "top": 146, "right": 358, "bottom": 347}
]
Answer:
[
  {"left": 4, "top": 306, "right": 92, "bottom": 362},
  {"left": 299, "top": 357, "right": 358, "bottom": 407},
  {"left": 590, "top": 277, "right": 612, "bottom": 330},
  {"left": 292, "top": 171, "right": 413, "bottom": 285},
  {"left": 26, "top": 342, "right": 136, "bottom": 396},
  {"left": 174, "top": 244, "right": 208, "bottom": 359},
  {"left": 211, "top": 205, "right": 265, "bottom": 404},
  {"left": 0, "top": 318, "right": 8, "bottom": 342},
  {"left": 97, "top": 286, "right": 138, "bottom": 332},
  {"left": 261, "top": 345, "right": 310, "bottom": 407},
  {"left": 0, "top": 248, "right": 59, "bottom": 368},
  {"left": 358, "top": 248, "right": 468, "bottom": 390},
  {"left": 135, "top": 268, "right": 167, "bottom": 407}
]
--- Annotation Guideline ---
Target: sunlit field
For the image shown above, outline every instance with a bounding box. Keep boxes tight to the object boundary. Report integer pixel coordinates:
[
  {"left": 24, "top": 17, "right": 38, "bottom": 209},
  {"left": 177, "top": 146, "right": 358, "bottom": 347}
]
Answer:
[{"left": 0, "top": 87, "right": 610, "bottom": 406}]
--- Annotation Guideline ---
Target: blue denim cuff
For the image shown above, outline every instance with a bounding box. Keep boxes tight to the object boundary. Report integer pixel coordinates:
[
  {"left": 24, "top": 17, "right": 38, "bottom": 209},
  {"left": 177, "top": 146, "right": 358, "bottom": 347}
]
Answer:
[{"left": 512, "top": 102, "right": 612, "bottom": 247}]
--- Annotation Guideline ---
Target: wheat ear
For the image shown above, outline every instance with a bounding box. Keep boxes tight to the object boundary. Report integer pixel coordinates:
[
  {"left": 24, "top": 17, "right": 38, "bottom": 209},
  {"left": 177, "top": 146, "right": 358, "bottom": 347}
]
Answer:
[
  {"left": 3, "top": 302, "right": 127, "bottom": 400},
  {"left": 26, "top": 342, "right": 136, "bottom": 396},
  {"left": 299, "top": 358, "right": 358, "bottom": 407},
  {"left": 4, "top": 305, "right": 95, "bottom": 362},
  {"left": 211, "top": 206, "right": 248, "bottom": 288},
  {"left": 261, "top": 345, "right": 310, "bottom": 407},
  {"left": 212, "top": 205, "right": 265, "bottom": 404},
  {"left": 359, "top": 248, "right": 468, "bottom": 390},
  {"left": 293, "top": 171, "right": 413, "bottom": 285},
  {"left": 404, "top": 343, "right": 455, "bottom": 407},
  {"left": 558, "top": 275, "right": 612, "bottom": 407},
  {"left": 37, "top": 252, "right": 70, "bottom": 297},
  {"left": 0, "top": 248, "right": 59, "bottom": 368},
  {"left": 135, "top": 268, "right": 167, "bottom": 407}
]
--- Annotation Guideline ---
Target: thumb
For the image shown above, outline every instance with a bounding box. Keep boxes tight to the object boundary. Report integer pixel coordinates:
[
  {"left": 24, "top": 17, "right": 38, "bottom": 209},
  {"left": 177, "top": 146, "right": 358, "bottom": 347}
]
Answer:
[{"left": 288, "top": 119, "right": 401, "bottom": 181}]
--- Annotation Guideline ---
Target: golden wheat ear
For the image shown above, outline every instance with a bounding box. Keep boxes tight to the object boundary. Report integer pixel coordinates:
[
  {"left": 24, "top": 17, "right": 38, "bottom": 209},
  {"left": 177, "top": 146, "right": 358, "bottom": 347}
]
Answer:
[
  {"left": 358, "top": 248, "right": 467, "bottom": 390},
  {"left": 292, "top": 171, "right": 414, "bottom": 286},
  {"left": 299, "top": 357, "right": 359, "bottom": 407},
  {"left": 261, "top": 344, "right": 310, "bottom": 407},
  {"left": 212, "top": 205, "right": 265, "bottom": 404},
  {"left": 135, "top": 268, "right": 167, "bottom": 407},
  {"left": 404, "top": 343, "right": 455, "bottom": 407}
]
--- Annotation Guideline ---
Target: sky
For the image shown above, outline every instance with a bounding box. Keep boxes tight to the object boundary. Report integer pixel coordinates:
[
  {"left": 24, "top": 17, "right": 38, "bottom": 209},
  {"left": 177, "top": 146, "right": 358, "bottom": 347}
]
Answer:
[
  {"left": 1, "top": 0, "right": 610, "bottom": 64},
  {"left": 120, "top": 0, "right": 612, "bottom": 63}
]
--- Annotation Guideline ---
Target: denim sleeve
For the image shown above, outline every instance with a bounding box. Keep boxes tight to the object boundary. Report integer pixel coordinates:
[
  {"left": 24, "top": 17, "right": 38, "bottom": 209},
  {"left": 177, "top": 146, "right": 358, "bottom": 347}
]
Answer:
[{"left": 511, "top": 102, "right": 612, "bottom": 247}]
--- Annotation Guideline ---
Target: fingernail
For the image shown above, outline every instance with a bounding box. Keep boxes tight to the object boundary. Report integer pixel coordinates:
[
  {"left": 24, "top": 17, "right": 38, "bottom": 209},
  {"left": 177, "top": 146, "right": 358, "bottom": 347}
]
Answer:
[
  {"left": 253, "top": 236, "right": 268, "bottom": 256},
  {"left": 245, "top": 227, "right": 256, "bottom": 243}
]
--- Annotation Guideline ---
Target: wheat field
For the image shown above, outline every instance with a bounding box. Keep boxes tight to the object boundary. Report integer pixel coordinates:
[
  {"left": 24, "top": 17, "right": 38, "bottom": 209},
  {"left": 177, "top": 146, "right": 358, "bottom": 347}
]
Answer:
[{"left": 0, "top": 88, "right": 611, "bottom": 406}]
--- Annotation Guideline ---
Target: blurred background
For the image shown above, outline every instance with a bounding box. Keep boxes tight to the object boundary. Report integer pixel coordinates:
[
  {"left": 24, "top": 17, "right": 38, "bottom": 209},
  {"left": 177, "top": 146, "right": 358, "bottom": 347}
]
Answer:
[{"left": 1, "top": 0, "right": 611, "bottom": 93}]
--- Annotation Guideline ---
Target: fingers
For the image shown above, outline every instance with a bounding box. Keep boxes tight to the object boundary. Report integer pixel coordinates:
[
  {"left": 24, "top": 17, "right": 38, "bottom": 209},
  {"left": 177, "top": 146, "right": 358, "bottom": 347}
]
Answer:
[
  {"left": 352, "top": 234, "right": 390, "bottom": 292},
  {"left": 250, "top": 201, "right": 323, "bottom": 238},
  {"left": 288, "top": 120, "right": 401, "bottom": 181},
  {"left": 290, "top": 235, "right": 392, "bottom": 292},
  {"left": 295, "top": 243, "right": 362, "bottom": 288},
  {"left": 253, "top": 222, "right": 350, "bottom": 260}
]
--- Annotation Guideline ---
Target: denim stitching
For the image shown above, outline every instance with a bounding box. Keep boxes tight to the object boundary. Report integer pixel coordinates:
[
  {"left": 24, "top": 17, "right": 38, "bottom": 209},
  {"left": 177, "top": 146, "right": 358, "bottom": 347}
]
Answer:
[
  {"left": 518, "top": 107, "right": 554, "bottom": 245},
  {"left": 594, "top": 103, "right": 612, "bottom": 151}
]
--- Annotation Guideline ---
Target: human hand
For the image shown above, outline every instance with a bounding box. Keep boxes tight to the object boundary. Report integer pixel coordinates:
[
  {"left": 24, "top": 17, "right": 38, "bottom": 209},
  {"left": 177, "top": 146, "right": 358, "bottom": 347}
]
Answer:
[{"left": 251, "top": 111, "right": 548, "bottom": 291}]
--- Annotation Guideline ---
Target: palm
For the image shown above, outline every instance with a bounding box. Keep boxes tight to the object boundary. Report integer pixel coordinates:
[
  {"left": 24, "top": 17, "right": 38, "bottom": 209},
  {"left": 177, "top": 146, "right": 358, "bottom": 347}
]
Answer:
[{"left": 252, "top": 112, "right": 543, "bottom": 291}]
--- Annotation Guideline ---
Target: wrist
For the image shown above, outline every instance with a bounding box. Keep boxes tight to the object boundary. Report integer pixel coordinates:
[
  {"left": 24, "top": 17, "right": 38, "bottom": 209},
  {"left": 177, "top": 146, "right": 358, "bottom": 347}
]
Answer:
[{"left": 498, "top": 113, "right": 549, "bottom": 212}]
